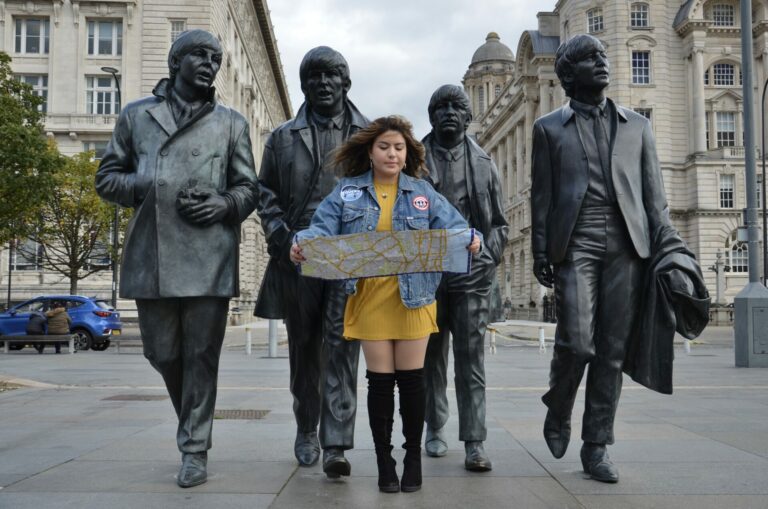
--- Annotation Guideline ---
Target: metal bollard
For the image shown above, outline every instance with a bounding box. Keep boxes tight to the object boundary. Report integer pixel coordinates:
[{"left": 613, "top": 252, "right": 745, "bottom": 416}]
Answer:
[
  {"left": 268, "top": 319, "right": 278, "bottom": 358},
  {"left": 69, "top": 335, "right": 75, "bottom": 354},
  {"left": 245, "top": 327, "right": 252, "bottom": 356},
  {"left": 684, "top": 338, "right": 691, "bottom": 355},
  {"left": 488, "top": 327, "right": 497, "bottom": 355},
  {"left": 538, "top": 327, "right": 547, "bottom": 354}
]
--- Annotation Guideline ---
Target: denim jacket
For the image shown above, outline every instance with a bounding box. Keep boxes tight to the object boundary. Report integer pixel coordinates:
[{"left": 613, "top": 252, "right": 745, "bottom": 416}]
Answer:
[{"left": 295, "top": 170, "right": 480, "bottom": 308}]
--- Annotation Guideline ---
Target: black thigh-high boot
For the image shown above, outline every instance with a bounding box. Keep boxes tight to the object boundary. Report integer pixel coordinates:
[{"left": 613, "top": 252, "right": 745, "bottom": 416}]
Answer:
[
  {"left": 396, "top": 368, "right": 425, "bottom": 493},
  {"left": 366, "top": 370, "right": 399, "bottom": 493}
]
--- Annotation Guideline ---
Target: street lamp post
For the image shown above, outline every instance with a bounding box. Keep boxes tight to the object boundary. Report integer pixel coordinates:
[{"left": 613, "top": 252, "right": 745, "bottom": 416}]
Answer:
[
  {"left": 759, "top": 78, "right": 768, "bottom": 286},
  {"left": 101, "top": 66, "right": 121, "bottom": 309},
  {"left": 734, "top": 2, "right": 768, "bottom": 367}
]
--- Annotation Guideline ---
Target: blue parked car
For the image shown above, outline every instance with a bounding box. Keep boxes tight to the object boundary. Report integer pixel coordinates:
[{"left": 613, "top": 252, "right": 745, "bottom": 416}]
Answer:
[{"left": 0, "top": 295, "right": 122, "bottom": 351}]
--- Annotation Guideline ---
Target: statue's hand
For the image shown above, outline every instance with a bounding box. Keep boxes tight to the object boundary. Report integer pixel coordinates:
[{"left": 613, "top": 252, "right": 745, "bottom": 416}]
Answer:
[
  {"left": 533, "top": 257, "right": 554, "bottom": 288},
  {"left": 178, "top": 192, "right": 229, "bottom": 226}
]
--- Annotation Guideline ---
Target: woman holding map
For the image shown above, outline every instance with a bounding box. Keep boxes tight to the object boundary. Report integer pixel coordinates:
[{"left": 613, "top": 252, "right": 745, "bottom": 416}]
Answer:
[{"left": 290, "top": 115, "right": 480, "bottom": 493}]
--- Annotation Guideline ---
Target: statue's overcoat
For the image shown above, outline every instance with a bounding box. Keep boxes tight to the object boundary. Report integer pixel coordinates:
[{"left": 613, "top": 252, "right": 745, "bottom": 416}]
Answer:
[{"left": 96, "top": 79, "right": 258, "bottom": 299}]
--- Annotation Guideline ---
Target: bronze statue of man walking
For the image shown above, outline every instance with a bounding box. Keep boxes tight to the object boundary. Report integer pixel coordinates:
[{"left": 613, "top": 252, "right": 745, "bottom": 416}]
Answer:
[{"left": 531, "top": 34, "right": 670, "bottom": 483}]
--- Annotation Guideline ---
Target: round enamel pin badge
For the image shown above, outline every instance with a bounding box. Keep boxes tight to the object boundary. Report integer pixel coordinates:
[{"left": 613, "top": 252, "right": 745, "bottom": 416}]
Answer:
[
  {"left": 340, "top": 185, "right": 363, "bottom": 202},
  {"left": 412, "top": 195, "right": 429, "bottom": 211}
]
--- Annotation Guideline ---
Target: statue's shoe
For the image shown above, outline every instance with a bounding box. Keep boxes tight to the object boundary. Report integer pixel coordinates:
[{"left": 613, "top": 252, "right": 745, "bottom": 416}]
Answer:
[
  {"left": 425, "top": 426, "right": 448, "bottom": 457},
  {"left": 543, "top": 409, "right": 571, "bottom": 459},
  {"left": 294, "top": 431, "right": 320, "bottom": 466},
  {"left": 177, "top": 452, "right": 207, "bottom": 488},
  {"left": 322, "top": 447, "right": 351, "bottom": 479},
  {"left": 464, "top": 441, "right": 492, "bottom": 472},
  {"left": 580, "top": 443, "right": 619, "bottom": 483}
]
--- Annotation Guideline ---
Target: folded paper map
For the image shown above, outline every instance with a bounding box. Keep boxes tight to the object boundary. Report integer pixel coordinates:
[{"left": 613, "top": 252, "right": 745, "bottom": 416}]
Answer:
[{"left": 299, "top": 228, "right": 475, "bottom": 280}]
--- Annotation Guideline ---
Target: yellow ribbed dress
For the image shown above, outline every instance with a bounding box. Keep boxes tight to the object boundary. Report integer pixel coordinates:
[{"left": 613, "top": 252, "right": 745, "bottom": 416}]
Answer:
[{"left": 343, "top": 180, "right": 438, "bottom": 341}]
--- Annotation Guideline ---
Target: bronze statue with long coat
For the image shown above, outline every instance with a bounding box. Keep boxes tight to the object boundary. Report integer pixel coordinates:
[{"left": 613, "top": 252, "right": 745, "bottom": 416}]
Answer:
[
  {"left": 254, "top": 46, "right": 369, "bottom": 478},
  {"left": 422, "top": 85, "right": 508, "bottom": 472},
  {"left": 96, "top": 30, "right": 257, "bottom": 488}
]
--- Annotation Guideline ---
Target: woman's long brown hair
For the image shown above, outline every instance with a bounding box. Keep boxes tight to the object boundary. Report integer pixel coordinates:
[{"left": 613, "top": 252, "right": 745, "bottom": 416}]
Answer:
[{"left": 333, "top": 115, "right": 428, "bottom": 179}]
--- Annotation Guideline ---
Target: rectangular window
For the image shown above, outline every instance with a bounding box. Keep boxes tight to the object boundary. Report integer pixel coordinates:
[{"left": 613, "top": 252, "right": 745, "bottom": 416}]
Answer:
[
  {"left": 713, "top": 63, "right": 735, "bottom": 86},
  {"left": 88, "top": 240, "right": 112, "bottom": 269},
  {"left": 12, "top": 238, "right": 43, "bottom": 271},
  {"left": 587, "top": 8, "right": 604, "bottom": 33},
  {"left": 15, "top": 74, "right": 48, "bottom": 113},
  {"left": 634, "top": 108, "right": 652, "bottom": 120},
  {"left": 14, "top": 18, "right": 50, "bottom": 54},
  {"left": 716, "top": 111, "right": 736, "bottom": 147},
  {"left": 86, "top": 76, "right": 121, "bottom": 115},
  {"left": 632, "top": 51, "right": 651, "bottom": 84},
  {"left": 87, "top": 20, "right": 123, "bottom": 56},
  {"left": 83, "top": 141, "right": 109, "bottom": 160},
  {"left": 720, "top": 173, "right": 735, "bottom": 208},
  {"left": 170, "top": 20, "right": 186, "bottom": 43},
  {"left": 706, "top": 111, "right": 711, "bottom": 149},
  {"left": 630, "top": 3, "right": 649, "bottom": 28},
  {"left": 712, "top": 4, "right": 735, "bottom": 26}
]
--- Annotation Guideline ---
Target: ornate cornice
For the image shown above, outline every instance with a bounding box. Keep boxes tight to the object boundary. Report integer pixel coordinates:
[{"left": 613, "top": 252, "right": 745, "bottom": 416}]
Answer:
[{"left": 252, "top": 0, "right": 292, "bottom": 118}]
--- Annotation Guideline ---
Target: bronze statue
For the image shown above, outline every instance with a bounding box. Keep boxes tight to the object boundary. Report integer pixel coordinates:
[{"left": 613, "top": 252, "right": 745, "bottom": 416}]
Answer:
[
  {"left": 95, "top": 30, "right": 258, "bottom": 488},
  {"left": 531, "top": 34, "right": 671, "bottom": 483},
  {"left": 254, "top": 46, "right": 369, "bottom": 477},
  {"left": 422, "top": 85, "right": 509, "bottom": 471}
]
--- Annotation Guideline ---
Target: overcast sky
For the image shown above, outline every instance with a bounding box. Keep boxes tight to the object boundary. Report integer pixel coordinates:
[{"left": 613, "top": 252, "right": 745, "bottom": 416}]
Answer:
[{"left": 269, "top": 0, "right": 543, "bottom": 137}]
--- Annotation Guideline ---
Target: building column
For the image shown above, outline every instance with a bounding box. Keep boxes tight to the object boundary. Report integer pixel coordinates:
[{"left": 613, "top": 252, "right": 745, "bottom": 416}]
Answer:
[
  {"left": 692, "top": 48, "right": 708, "bottom": 153},
  {"left": 504, "top": 257, "right": 512, "bottom": 298},
  {"left": 538, "top": 81, "right": 551, "bottom": 117},
  {"left": 736, "top": 102, "right": 744, "bottom": 148},
  {"left": 709, "top": 103, "right": 717, "bottom": 149},
  {"left": 506, "top": 133, "right": 515, "bottom": 200},
  {"left": 515, "top": 122, "right": 524, "bottom": 193},
  {"left": 524, "top": 96, "right": 536, "bottom": 186}
]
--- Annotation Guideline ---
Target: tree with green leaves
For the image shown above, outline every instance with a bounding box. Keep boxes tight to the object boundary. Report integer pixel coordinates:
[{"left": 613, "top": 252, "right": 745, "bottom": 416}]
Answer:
[
  {"left": 24, "top": 152, "right": 127, "bottom": 295},
  {"left": 0, "top": 51, "right": 58, "bottom": 245}
]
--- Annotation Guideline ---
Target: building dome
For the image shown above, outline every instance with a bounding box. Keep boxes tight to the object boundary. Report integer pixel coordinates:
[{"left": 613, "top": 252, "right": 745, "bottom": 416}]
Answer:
[{"left": 471, "top": 32, "right": 515, "bottom": 65}]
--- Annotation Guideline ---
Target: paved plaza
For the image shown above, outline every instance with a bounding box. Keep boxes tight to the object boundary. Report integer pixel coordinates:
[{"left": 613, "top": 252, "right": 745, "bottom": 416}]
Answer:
[{"left": 1, "top": 323, "right": 767, "bottom": 509}]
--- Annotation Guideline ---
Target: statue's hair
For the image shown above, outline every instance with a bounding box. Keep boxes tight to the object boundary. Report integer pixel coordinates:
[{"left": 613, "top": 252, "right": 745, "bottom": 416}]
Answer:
[
  {"left": 427, "top": 84, "right": 473, "bottom": 128},
  {"left": 334, "top": 116, "right": 427, "bottom": 179},
  {"left": 554, "top": 34, "right": 605, "bottom": 97}
]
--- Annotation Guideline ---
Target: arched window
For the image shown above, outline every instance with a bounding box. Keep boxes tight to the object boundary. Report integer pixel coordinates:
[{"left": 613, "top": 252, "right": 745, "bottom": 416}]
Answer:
[
  {"left": 587, "top": 8, "right": 604, "bottom": 33},
  {"left": 712, "top": 63, "right": 735, "bottom": 86},
  {"left": 727, "top": 230, "right": 748, "bottom": 273},
  {"left": 630, "top": 3, "right": 650, "bottom": 28}
]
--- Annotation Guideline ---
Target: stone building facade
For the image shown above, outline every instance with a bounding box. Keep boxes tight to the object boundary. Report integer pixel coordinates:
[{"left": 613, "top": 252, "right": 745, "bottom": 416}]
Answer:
[
  {"left": 0, "top": 0, "right": 291, "bottom": 314},
  {"left": 467, "top": 0, "right": 766, "bottom": 316}
]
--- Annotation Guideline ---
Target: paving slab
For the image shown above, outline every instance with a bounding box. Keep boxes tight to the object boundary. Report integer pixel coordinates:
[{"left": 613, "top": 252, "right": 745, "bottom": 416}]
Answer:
[
  {"left": 575, "top": 495, "right": 768, "bottom": 509},
  {"left": 270, "top": 474, "right": 585, "bottom": 509},
  {"left": 4, "top": 459, "right": 296, "bottom": 494},
  {"left": 546, "top": 461, "right": 768, "bottom": 495},
  {"left": 0, "top": 493, "right": 275, "bottom": 509}
]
